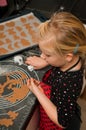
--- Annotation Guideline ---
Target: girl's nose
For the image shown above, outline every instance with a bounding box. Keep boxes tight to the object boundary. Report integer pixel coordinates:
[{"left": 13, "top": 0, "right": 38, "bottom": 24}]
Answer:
[{"left": 40, "top": 53, "right": 46, "bottom": 60}]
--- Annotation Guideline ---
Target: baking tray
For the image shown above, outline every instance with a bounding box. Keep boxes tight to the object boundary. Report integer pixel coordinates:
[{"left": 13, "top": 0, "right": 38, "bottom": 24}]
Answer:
[{"left": 0, "top": 12, "right": 41, "bottom": 56}]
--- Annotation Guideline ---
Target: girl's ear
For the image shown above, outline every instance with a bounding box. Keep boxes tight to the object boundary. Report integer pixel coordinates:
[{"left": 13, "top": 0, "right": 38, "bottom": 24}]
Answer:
[{"left": 65, "top": 53, "right": 73, "bottom": 62}]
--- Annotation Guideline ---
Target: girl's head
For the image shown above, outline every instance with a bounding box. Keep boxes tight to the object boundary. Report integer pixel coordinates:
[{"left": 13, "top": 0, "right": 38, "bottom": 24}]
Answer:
[
  {"left": 38, "top": 11, "right": 86, "bottom": 100},
  {"left": 38, "top": 12, "right": 86, "bottom": 67}
]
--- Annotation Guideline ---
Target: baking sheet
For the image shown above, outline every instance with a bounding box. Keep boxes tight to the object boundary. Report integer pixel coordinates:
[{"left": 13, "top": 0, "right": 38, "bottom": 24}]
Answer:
[{"left": 0, "top": 12, "right": 41, "bottom": 56}]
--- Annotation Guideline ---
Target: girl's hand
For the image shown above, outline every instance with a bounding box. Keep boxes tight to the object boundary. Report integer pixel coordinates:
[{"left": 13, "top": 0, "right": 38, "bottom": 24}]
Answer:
[
  {"left": 25, "top": 56, "right": 48, "bottom": 70},
  {"left": 27, "top": 78, "right": 43, "bottom": 93}
]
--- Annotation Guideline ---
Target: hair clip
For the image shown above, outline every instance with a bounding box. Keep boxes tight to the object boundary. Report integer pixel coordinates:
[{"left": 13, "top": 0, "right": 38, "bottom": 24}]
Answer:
[{"left": 73, "top": 44, "right": 79, "bottom": 54}]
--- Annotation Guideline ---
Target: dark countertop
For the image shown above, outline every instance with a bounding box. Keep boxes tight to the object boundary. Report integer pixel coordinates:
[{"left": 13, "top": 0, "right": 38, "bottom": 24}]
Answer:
[
  {"left": 0, "top": 10, "right": 48, "bottom": 130},
  {"left": 0, "top": 45, "right": 49, "bottom": 130},
  {"left": 0, "top": 93, "right": 37, "bottom": 130},
  {"left": 0, "top": 62, "right": 37, "bottom": 130}
]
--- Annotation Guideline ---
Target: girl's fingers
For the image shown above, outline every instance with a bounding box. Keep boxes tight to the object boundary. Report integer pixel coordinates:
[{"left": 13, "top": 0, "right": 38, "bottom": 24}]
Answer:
[
  {"left": 31, "top": 78, "right": 44, "bottom": 92},
  {"left": 33, "top": 79, "right": 40, "bottom": 86},
  {"left": 30, "top": 78, "right": 39, "bottom": 87},
  {"left": 27, "top": 78, "right": 42, "bottom": 92}
]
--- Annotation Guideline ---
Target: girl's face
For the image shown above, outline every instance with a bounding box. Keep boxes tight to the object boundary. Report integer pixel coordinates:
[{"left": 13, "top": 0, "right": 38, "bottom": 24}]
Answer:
[{"left": 39, "top": 42, "right": 67, "bottom": 68}]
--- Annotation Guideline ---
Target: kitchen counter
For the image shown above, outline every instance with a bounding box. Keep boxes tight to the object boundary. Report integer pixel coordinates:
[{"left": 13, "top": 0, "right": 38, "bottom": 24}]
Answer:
[
  {"left": 0, "top": 10, "right": 48, "bottom": 130},
  {"left": 0, "top": 44, "right": 49, "bottom": 130}
]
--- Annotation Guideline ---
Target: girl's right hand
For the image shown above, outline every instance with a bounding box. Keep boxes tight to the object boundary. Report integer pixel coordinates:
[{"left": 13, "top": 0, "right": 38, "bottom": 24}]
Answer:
[
  {"left": 25, "top": 56, "right": 49, "bottom": 70},
  {"left": 27, "top": 78, "right": 44, "bottom": 93}
]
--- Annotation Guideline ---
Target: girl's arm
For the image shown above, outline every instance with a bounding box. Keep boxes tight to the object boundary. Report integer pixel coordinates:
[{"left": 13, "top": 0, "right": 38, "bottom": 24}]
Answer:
[
  {"left": 27, "top": 78, "right": 63, "bottom": 128},
  {"left": 25, "top": 56, "right": 49, "bottom": 70}
]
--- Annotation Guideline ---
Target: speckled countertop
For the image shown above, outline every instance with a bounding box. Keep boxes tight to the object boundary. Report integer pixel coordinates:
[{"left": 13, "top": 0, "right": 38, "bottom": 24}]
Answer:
[
  {"left": 0, "top": 10, "right": 48, "bottom": 130},
  {"left": 0, "top": 45, "right": 49, "bottom": 130}
]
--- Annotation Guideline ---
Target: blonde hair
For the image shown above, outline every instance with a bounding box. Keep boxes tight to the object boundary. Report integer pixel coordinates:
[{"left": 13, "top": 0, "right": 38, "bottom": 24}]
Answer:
[{"left": 39, "top": 12, "right": 86, "bottom": 100}]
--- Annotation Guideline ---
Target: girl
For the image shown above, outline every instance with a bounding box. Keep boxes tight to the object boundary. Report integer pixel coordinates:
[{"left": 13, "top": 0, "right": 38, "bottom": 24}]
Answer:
[{"left": 26, "top": 12, "right": 86, "bottom": 130}]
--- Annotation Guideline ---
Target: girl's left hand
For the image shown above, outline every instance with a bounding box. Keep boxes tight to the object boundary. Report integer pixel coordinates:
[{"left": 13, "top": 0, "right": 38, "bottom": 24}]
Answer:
[
  {"left": 25, "top": 56, "right": 49, "bottom": 70},
  {"left": 27, "top": 78, "right": 43, "bottom": 93}
]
